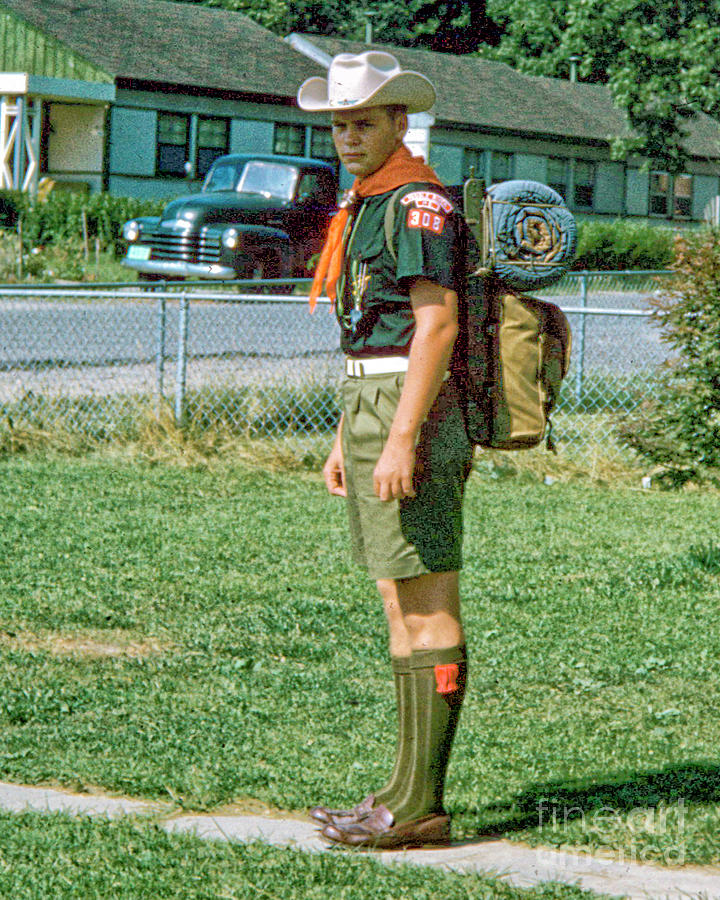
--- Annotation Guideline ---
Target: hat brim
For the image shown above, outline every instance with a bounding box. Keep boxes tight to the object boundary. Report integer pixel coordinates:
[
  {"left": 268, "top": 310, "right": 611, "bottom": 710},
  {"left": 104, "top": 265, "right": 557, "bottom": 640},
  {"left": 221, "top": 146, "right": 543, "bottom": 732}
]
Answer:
[{"left": 297, "top": 71, "right": 436, "bottom": 115}]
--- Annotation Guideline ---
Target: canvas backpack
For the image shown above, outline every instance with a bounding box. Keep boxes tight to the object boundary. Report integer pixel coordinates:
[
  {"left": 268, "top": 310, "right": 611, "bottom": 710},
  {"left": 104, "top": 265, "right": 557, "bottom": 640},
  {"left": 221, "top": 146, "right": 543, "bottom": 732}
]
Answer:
[{"left": 383, "top": 177, "right": 574, "bottom": 451}]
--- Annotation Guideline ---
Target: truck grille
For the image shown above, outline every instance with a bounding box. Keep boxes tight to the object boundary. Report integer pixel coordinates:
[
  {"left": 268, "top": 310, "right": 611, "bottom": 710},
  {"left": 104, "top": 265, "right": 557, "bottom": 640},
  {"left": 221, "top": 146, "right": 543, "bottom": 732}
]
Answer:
[{"left": 139, "top": 227, "right": 221, "bottom": 264}]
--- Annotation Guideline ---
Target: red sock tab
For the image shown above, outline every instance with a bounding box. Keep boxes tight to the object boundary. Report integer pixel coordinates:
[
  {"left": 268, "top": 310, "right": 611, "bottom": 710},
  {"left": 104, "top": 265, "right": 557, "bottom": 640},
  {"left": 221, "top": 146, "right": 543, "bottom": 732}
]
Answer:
[{"left": 434, "top": 663, "right": 459, "bottom": 694}]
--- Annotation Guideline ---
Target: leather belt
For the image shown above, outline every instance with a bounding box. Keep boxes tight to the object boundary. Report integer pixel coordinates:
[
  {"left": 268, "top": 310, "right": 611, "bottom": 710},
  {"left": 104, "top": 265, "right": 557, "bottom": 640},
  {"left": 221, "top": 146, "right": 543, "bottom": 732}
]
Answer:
[{"left": 345, "top": 356, "right": 410, "bottom": 377}]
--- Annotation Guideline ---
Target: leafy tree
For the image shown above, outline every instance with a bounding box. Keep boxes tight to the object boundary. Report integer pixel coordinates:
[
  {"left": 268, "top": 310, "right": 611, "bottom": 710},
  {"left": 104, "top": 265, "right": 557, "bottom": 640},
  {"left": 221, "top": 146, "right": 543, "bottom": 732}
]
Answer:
[
  {"left": 482, "top": 0, "right": 720, "bottom": 172},
  {"left": 172, "top": 0, "right": 501, "bottom": 51}
]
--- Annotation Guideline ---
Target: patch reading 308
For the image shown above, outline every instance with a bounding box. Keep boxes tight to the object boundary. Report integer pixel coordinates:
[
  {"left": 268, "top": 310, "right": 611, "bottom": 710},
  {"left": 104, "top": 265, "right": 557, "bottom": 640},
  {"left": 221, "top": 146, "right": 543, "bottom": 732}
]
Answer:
[
  {"left": 406, "top": 209, "right": 446, "bottom": 234},
  {"left": 401, "top": 189, "right": 453, "bottom": 234}
]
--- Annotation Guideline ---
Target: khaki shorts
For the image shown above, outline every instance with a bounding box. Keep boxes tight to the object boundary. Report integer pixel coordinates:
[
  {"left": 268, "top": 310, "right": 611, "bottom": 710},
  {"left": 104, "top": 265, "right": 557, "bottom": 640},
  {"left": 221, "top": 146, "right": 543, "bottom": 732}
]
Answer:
[{"left": 341, "top": 372, "right": 474, "bottom": 580}]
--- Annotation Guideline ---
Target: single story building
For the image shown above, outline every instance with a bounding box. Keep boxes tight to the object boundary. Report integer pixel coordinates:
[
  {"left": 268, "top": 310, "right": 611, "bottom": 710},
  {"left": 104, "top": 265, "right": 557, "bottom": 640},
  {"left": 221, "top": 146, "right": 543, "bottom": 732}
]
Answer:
[
  {"left": 0, "top": 0, "right": 718, "bottom": 224},
  {"left": 0, "top": 0, "right": 332, "bottom": 198},
  {"left": 292, "top": 34, "right": 720, "bottom": 224}
]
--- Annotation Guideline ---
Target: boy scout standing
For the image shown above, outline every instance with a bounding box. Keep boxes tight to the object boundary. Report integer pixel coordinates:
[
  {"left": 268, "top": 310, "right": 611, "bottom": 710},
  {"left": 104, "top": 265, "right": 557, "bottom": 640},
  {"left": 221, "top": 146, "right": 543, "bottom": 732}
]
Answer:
[{"left": 298, "top": 51, "right": 474, "bottom": 849}]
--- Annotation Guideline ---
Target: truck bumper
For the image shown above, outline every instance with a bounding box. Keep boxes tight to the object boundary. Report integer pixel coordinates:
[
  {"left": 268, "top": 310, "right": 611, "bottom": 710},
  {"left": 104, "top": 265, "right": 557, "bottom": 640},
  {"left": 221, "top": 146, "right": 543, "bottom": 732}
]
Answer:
[{"left": 122, "top": 258, "right": 237, "bottom": 280}]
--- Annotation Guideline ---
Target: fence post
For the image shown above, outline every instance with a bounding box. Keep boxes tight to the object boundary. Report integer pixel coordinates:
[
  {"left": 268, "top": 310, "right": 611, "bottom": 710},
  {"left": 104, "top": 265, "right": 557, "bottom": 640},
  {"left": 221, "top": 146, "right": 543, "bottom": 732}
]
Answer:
[
  {"left": 575, "top": 271, "right": 588, "bottom": 402},
  {"left": 175, "top": 293, "right": 189, "bottom": 427},
  {"left": 155, "top": 293, "right": 167, "bottom": 413}
]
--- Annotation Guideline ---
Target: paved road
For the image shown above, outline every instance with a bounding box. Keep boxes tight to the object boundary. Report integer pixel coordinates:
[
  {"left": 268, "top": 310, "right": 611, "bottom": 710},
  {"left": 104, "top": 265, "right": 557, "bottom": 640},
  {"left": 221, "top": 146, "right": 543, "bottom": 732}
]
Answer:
[
  {"left": 0, "top": 289, "right": 666, "bottom": 371},
  {"left": 0, "top": 295, "right": 339, "bottom": 367},
  {"left": 0, "top": 288, "right": 671, "bottom": 407},
  {"left": 555, "top": 290, "right": 669, "bottom": 375}
]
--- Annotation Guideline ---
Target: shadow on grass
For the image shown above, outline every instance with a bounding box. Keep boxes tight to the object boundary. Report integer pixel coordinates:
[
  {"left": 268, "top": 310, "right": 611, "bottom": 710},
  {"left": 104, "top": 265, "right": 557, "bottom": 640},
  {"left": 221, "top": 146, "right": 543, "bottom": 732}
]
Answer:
[{"left": 455, "top": 760, "right": 720, "bottom": 840}]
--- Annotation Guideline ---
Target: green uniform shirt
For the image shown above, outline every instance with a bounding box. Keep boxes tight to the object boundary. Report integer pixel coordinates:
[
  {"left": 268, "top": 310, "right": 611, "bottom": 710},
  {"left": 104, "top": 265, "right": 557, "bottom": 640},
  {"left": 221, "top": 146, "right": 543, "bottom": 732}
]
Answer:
[{"left": 337, "top": 182, "right": 463, "bottom": 358}]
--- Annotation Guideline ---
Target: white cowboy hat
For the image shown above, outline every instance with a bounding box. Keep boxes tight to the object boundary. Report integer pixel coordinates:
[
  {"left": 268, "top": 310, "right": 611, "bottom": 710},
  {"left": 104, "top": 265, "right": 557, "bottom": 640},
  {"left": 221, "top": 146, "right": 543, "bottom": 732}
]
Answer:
[{"left": 297, "top": 50, "right": 435, "bottom": 114}]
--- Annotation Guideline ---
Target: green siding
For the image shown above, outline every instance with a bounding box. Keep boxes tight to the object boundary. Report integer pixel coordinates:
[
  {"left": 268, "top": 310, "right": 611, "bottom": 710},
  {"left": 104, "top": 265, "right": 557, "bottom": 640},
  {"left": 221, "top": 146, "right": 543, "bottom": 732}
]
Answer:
[
  {"left": 230, "top": 119, "right": 273, "bottom": 155},
  {"left": 625, "top": 168, "right": 649, "bottom": 216},
  {"left": 0, "top": 9, "right": 111, "bottom": 82},
  {"left": 594, "top": 162, "right": 625, "bottom": 215},
  {"left": 513, "top": 153, "right": 546, "bottom": 182},
  {"left": 108, "top": 174, "right": 202, "bottom": 201},
  {"left": 692, "top": 174, "right": 719, "bottom": 221},
  {"left": 429, "top": 143, "right": 463, "bottom": 185},
  {"left": 109, "top": 107, "right": 156, "bottom": 176}
]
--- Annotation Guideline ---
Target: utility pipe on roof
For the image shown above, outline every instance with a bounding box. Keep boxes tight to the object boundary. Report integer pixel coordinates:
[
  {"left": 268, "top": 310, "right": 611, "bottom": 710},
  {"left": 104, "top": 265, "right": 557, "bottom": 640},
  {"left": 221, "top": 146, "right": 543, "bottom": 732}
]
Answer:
[
  {"left": 363, "top": 10, "right": 376, "bottom": 44},
  {"left": 284, "top": 33, "right": 332, "bottom": 68},
  {"left": 569, "top": 55, "right": 580, "bottom": 82}
]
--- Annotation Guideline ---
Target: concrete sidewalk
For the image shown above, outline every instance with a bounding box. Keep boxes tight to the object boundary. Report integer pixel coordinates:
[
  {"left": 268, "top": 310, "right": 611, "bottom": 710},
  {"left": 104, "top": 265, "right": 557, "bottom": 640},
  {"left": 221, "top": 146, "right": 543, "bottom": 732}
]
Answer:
[{"left": 2, "top": 780, "right": 719, "bottom": 900}]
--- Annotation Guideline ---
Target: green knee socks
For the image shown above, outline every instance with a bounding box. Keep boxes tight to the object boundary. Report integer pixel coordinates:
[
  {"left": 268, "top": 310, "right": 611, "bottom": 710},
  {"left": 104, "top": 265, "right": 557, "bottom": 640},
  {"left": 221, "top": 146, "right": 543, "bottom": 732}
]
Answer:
[
  {"left": 373, "top": 656, "right": 413, "bottom": 808},
  {"left": 377, "top": 645, "right": 467, "bottom": 826}
]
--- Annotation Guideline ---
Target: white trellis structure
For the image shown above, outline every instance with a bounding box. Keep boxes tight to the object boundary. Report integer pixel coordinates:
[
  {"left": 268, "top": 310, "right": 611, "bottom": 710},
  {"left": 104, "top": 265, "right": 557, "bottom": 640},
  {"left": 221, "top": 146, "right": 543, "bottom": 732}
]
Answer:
[
  {"left": 0, "top": 74, "right": 115, "bottom": 198},
  {"left": 0, "top": 92, "right": 41, "bottom": 194}
]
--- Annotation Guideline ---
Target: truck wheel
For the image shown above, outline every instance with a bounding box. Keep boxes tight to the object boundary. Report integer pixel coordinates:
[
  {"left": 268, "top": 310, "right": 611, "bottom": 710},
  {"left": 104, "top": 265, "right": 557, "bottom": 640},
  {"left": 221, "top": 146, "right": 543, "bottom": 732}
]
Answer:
[
  {"left": 247, "top": 255, "right": 294, "bottom": 294},
  {"left": 137, "top": 273, "right": 182, "bottom": 283}
]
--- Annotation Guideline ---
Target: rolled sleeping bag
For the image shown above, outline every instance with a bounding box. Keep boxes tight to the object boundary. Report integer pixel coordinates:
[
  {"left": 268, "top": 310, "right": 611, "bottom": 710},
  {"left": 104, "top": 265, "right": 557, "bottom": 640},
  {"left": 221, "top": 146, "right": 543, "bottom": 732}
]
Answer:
[{"left": 484, "top": 180, "right": 577, "bottom": 291}]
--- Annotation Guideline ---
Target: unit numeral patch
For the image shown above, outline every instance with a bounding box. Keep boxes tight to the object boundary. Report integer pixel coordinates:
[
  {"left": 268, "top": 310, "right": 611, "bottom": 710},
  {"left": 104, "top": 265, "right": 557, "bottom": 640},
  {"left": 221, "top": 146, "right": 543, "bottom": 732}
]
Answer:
[{"left": 407, "top": 209, "right": 446, "bottom": 234}]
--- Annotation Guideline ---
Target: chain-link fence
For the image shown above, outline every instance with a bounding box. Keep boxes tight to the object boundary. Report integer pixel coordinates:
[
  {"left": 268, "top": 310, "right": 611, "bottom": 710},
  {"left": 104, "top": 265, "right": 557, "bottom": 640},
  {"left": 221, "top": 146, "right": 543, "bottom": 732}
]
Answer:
[
  {"left": 0, "top": 271, "right": 674, "bottom": 457},
  {"left": 537, "top": 270, "right": 672, "bottom": 453}
]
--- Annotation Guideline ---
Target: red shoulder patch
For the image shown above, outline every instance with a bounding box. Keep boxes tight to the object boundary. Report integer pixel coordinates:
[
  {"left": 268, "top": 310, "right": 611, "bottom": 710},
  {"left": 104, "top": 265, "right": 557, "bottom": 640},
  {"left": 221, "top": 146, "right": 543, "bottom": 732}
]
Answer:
[{"left": 406, "top": 208, "right": 446, "bottom": 235}]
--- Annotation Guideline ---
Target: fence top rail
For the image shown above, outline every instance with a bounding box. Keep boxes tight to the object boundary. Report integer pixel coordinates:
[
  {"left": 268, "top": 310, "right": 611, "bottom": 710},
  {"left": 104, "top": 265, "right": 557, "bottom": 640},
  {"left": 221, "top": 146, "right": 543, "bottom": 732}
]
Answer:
[
  {"left": 0, "top": 287, "right": 329, "bottom": 303},
  {"left": 560, "top": 306, "right": 652, "bottom": 316},
  {"left": 0, "top": 287, "right": 653, "bottom": 316},
  {"left": 565, "top": 269, "right": 673, "bottom": 277},
  {"left": 0, "top": 278, "right": 315, "bottom": 291},
  {"left": 0, "top": 270, "right": 674, "bottom": 293}
]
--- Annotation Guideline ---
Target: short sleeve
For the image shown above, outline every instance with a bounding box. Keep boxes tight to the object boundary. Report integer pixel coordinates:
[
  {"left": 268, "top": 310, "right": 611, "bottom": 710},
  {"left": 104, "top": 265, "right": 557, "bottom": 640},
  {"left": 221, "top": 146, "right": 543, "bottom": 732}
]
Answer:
[{"left": 393, "top": 184, "right": 463, "bottom": 293}]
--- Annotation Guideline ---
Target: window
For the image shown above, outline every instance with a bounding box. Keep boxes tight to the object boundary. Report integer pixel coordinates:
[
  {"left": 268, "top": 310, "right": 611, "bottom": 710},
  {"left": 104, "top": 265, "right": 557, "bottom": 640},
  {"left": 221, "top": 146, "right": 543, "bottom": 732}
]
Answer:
[
  {"left": 649, "top": 172, "right": 671, "bottom": 215},
  {"left": 673, "top": 174, "right": 693, "bottom": 217},
  {"left": 296, "top": 170, "right": 337, "bottom": 205},
  {"left": 649, "top": 172, "right": 693, "bottom": 218},
  {"left": 310, "top": 127, "right": 336, "bottom": 162},
  {"left": 463, "top": 148, "right": 485, "bottom": 181},
  {"left": 197, "top": 116, "right": 229, "bottom": 178},
  {"left": 237, "top": 160, "right": 298, "bottom": 201},
  {"left": 274, "top": 123, "right": 304, "bottom": 156},
  {"left": 203, "top": 158, "right": 243, "bottom": 193},
  {"left": 490, "top": 151, "right": 512, "bottom": 184},
  {"left": 573, "top": 160, "right": 595, "bottom": 208},
  {"left": 157, "top": 112, "right": 190, "bottom": 177},
  {"left": 547, "top": 157, "right": 568, "bottom": 200}
]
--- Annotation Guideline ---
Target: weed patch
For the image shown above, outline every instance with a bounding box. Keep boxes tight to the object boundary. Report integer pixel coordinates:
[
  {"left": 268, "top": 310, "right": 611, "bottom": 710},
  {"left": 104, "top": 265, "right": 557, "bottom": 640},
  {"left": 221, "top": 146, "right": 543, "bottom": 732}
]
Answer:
[{"left": 0, "top": 629, "right": 170, "bottom": 659}]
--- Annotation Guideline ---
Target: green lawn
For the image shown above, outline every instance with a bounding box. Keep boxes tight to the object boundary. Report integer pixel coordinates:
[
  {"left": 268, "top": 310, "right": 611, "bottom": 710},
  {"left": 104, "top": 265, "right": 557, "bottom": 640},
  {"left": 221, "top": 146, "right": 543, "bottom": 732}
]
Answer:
[
  {"left": 0, "top": 456, "right": 719, "bottom": 872},
  {"left": 0, "top": 812, "right": 604, "bottom": 900}
]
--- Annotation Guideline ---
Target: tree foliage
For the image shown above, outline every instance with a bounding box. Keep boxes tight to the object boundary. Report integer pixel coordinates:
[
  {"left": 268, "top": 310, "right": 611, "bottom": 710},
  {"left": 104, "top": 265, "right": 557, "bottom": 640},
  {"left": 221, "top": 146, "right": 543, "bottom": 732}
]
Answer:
[
  {"left": 172, "top": 0, "right": 500, "bottom": 52},
  {"left": 616, "top": 229, "right": 720, "bottom": 486},
  {"left": 483, "top": 0, "right": 720, "bottom": 172},
  {"left": 174, "top": 0, "right": 719, "bottom": 169}
]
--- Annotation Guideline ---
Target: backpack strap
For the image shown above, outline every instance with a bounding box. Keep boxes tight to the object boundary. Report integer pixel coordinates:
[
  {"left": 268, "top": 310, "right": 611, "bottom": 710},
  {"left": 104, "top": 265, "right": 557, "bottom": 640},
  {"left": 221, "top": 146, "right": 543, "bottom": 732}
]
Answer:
[{"left": 383, "top": 186, "right": 406, "bottom": 264}]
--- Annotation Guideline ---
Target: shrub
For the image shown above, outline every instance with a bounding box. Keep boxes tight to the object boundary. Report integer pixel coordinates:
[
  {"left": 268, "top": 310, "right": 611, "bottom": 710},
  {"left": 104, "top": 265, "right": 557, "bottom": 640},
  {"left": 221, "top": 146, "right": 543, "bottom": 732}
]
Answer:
[
  {"left": 572, "top": 219, "right": 675, "bottom": 271},
  {"left": 1, "top": 189, "right": 166, "bottom": 256},
  {"left": 615, "top": 228, "right": 720, "bottom": 485}
]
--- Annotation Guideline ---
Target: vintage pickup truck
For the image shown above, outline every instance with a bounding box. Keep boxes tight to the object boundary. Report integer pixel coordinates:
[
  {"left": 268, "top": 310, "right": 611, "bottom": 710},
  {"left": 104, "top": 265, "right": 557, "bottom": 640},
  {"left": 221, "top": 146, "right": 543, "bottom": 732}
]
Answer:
[{"left": 121, "top": 154, "right": 338, "bottom": 281}]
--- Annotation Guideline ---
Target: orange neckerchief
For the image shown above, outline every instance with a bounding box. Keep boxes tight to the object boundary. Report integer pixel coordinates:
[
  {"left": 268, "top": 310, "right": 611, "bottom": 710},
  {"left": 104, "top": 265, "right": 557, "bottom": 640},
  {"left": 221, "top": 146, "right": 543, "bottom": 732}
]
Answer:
[{"left": 309, "top": 144, "right": 443, "bottom": 311}]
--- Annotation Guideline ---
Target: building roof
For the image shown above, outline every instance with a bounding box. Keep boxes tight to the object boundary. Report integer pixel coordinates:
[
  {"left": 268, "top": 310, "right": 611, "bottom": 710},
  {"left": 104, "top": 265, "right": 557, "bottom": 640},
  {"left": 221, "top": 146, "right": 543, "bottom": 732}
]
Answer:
[
  {"left": 0, "top": 0, "right": 323, "bottom": 99},
  {"left": 301, "top": 35, "right": 720, "bottom": 160}
]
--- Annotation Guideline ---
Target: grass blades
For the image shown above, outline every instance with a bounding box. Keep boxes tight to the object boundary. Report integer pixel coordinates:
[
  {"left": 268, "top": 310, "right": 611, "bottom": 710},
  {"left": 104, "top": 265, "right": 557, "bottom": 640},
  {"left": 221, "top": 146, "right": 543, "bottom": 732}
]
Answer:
[
  {"left": 0, "top": 456, "right": 719, "bottom": 867},
  {"left": 0, "top": 811, "right": 604, "bottom": 900}
]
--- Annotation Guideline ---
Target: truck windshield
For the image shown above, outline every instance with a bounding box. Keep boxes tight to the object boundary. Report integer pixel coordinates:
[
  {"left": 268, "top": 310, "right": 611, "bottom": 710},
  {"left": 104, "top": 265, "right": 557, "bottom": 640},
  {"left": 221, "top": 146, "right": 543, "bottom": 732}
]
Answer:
[
  {"left": 202, "top": 161, "right": 242, "bottom": 193},
  {"left": 237, "top": 162, "right": 298, "bottom": 201}
]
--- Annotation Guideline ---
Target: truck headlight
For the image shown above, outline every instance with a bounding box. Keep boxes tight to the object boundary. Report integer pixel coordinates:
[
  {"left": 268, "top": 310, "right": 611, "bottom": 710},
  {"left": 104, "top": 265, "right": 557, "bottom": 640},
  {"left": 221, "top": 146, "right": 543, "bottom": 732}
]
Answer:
[
  {"left": 222, "top": 227, "right": 240, "bottom": 250},
  {"left": 123, "top": 220, "right": 140, "bottom": 242}
]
